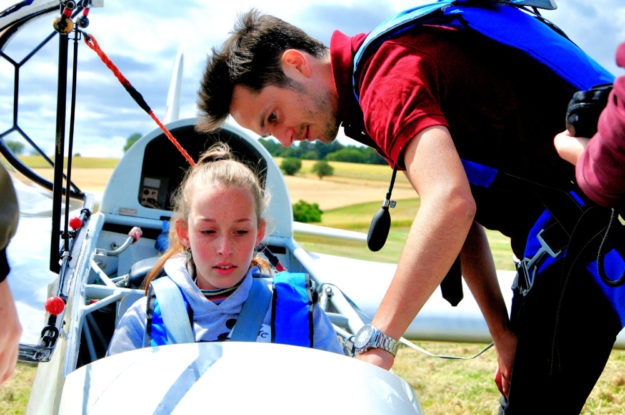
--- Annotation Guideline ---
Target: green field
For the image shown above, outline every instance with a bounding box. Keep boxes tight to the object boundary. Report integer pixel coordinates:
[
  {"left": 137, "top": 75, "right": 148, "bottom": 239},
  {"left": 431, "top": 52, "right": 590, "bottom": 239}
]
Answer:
[
  {"left": 297, "top": 197, "right": 516, "bottom": 271},
  {"left": 0, "top": 363, "right": 36, "bottom": 415}
]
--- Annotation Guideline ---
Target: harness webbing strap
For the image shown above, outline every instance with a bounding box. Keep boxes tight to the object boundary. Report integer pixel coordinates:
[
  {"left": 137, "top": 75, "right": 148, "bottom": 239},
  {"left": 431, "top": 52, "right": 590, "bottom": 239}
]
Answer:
[
  {"left": 272, "top": 272, "right": 313, "bottom": 347},
  {"left": 82, "top": 32, "right": 196, "bottom": 167},
  {"left": 151, "top": 276, "right": 194, "bottom": 344},
  {"left": 229, "top": 277, "right": 272, "bottom": 341},
  {"left": 353, "top": 2, "right": 614, "bottom": 102}
]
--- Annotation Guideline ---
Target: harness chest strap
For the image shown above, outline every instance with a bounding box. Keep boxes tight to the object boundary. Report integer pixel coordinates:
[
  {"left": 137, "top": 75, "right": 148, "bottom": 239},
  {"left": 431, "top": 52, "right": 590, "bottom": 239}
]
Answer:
[
  {"left": 229, "top": 277, "right": 273, "bottom": 341},
  {"left": 150, "top": 276, "right": 194, "bottom": 345}
]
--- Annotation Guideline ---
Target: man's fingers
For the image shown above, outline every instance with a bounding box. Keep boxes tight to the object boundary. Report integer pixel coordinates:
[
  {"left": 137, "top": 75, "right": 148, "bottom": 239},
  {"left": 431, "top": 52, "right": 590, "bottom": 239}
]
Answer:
[{"left": 494, "top": 367, "right": 505, "bottom": 396}]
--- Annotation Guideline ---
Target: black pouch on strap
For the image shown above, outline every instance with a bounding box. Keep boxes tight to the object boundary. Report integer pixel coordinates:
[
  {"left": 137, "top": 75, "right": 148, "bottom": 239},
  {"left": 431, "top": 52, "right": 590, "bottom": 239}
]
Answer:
[{"left": 440, "top": 256, "right": 463, "bottom": 306}]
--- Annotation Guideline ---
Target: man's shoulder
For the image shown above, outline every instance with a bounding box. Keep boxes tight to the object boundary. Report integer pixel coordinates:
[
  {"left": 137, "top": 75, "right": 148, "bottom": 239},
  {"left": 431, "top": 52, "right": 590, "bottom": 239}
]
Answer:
[{"left": 374, "top": 26, "right": 487, "bottom": 60}]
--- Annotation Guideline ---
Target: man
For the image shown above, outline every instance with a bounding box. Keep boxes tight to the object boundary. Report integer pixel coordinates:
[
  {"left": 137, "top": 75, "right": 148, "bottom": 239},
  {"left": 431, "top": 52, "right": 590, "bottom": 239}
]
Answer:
[
  {"left": 0, "top": 163, "right": 22, "bottom": 384},
  {"left": 196, "top": 6, "right": 622, "bottom": 414}
]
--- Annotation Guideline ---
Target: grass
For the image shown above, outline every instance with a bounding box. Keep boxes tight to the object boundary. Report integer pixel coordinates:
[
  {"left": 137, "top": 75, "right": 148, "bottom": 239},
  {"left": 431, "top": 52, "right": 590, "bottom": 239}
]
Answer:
[
  {"left": 297, "top": 197, "right": 516, "bottom": 271},
  {"left": 394, "top": 342, "right": 625, "bottom": 414},
  {"left": 0, "top": 363, "right": 37, "bottom": 415}
]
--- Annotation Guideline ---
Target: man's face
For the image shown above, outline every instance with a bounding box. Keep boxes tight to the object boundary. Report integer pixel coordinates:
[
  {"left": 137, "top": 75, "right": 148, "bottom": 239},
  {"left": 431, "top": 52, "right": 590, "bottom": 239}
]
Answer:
[{"left": 230, "top": 78, "right": 340, "bottom": 147}]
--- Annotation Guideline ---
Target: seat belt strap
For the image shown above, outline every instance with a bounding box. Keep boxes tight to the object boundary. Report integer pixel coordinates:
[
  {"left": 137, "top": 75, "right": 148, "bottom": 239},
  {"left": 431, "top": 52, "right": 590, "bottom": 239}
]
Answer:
[
  {"left": 230, "top": 277, "right": 272, "bottom": 341},
  {"left": 151, "top": 276, "right": 194, "bottom": 344}
]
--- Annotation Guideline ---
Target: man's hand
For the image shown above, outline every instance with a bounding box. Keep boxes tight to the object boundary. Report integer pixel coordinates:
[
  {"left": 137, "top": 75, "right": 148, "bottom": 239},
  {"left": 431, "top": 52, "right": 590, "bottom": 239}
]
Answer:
[
  {"left": 493, "top": 328, "right": 517, "bottom": 398},
  {"left": 554, "top": 130, "right": 590, "bottom": 166},
  {"left": 355, "top": 348, "right": 395, "bottom": 370},
  {"left": 0, "top": 280, "right": 22, "bottom": 384}
]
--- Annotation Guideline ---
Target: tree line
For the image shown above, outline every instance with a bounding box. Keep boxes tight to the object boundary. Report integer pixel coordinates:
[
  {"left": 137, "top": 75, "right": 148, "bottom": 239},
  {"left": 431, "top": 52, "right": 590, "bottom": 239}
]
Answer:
[{"left": 258, "top": 138, "right": 385, "bottom": 165}]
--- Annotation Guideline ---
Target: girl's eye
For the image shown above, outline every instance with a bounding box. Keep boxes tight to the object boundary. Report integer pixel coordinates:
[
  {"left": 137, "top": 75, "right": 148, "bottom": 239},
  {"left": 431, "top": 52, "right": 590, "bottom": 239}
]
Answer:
[
  {"left": 201, "top": 229, "right": 216, "bottom": 235},
  {"left": 236, "top": 229, "right": 249, "bottom": 235},
  {"left": 268, "top": 112, "right": 277, "bottom": 123}
]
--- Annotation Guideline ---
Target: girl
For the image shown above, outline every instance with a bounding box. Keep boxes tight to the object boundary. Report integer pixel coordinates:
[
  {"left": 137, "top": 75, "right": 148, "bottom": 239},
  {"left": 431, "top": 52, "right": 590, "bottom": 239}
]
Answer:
[{"left": 108, "top": 143, "right": 342, "bottom": 354}]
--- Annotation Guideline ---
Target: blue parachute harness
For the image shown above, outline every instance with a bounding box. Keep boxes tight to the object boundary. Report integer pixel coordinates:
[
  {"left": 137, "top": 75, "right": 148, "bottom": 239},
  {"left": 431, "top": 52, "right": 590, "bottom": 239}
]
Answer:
[{"left": 352, "top": 0, "right": 625, "bottom": 324}]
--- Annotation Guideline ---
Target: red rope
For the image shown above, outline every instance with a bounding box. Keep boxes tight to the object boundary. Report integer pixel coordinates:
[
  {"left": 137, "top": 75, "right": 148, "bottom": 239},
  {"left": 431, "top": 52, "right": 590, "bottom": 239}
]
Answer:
[{"left": 82, "top": 32, "right": 196, "bottom": 167}]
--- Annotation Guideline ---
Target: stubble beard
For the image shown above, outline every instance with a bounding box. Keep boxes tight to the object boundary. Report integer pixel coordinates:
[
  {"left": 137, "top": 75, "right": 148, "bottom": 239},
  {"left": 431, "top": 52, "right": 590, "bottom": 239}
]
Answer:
[
  {"left": 309, "top": 86, "right": 340, "bottom": 143},
  {"left": 289, "top": 77, "right": 340, "bottom": 144}
]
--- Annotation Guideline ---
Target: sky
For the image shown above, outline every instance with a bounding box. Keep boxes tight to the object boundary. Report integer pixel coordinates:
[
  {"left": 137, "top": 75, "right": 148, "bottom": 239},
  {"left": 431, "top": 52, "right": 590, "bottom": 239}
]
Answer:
[{"left": 0, "top": 0, "right": 624, "bottom": 158}]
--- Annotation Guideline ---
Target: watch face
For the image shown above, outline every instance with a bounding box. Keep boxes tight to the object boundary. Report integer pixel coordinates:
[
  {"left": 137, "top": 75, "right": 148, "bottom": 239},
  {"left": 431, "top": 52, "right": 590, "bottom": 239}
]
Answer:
[{"left": 354, "top": 325, "right": 375, "bottom": 349}]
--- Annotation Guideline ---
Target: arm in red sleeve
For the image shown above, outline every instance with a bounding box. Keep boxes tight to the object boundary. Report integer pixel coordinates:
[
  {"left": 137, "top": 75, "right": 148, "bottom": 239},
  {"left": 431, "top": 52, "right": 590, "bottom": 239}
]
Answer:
[{"left": 576, "top": 42, "right": 625, "bottom": 208}]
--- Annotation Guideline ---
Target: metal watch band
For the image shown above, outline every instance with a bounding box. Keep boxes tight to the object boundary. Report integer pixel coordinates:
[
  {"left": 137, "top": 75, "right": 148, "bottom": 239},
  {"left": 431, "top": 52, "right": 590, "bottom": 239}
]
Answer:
[{"left": 373, "top": 329, "right": 399, "bottom": 356}]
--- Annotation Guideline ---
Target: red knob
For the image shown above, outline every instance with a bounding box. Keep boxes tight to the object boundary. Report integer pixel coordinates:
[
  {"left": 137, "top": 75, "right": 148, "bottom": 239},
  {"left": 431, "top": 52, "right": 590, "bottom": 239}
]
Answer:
[
  {"left": 45, "top": 297, "right": 65, "bottom": 315},
  {"left": 69, "top": 217, "right": 83, "bottom": 230}
]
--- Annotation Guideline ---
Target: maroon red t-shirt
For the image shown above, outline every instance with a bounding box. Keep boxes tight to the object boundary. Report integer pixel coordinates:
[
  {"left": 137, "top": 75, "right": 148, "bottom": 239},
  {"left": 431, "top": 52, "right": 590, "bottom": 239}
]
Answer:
[
  {"left": 576, "top": 42, "right": 625, "bottom": 208},
  {"left": 330, "top": 26, "right": 577, "bottom": 256}
]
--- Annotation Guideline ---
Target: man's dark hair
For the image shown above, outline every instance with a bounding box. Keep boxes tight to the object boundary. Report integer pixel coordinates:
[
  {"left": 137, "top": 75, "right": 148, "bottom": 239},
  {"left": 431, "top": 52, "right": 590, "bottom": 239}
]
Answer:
[{"left": 196, "top": 9, "right": 327, "bottom": 132}]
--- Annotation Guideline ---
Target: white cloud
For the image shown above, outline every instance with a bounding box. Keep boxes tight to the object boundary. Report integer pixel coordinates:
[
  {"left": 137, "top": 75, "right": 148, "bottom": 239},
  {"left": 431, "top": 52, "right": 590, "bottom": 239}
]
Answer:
[{"left": 1, "top": 0, "right": 624, "bottom": 158}]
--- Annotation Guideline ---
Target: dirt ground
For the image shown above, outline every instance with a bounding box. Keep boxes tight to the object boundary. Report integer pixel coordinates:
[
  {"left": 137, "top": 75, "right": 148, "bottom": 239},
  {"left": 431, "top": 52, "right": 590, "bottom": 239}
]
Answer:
[
  {"left": 32, "top": 168, "right": 417, "bottom": 210},
  {"left": 283, "top": 175, "right": 415, "bottom": 209},
  {"left": 31, "top": 168, "right": 114, "bottom": 193}
]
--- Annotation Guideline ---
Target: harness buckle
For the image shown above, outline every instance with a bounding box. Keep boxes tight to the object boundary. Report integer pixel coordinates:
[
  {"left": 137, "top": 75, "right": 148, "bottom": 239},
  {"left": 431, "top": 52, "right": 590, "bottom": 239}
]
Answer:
[
  {"left": 536, "top": 229, "right": 562, "bottom": 258},
  {"left": 514, "top": 229, "right": 562, "bottom": 296}
]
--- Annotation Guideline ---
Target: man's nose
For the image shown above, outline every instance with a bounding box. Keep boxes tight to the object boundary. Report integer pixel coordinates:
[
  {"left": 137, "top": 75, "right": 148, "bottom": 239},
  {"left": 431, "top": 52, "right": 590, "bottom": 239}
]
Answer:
[{"left": 272, "top": 126, "right": 295, "bottom": 147}]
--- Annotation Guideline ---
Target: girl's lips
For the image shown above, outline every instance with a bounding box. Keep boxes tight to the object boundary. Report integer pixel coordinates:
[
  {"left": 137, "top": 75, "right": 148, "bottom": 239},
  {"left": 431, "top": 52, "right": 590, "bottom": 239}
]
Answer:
[{"left": 213, "top": 264, "right": 236, "bottom": 275}]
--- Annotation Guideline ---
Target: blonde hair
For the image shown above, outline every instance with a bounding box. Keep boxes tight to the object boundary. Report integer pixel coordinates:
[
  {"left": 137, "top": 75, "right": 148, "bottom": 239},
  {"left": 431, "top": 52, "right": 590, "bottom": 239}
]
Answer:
[{"left": 144, "top": 142, "right": 269, "bottom": 293}]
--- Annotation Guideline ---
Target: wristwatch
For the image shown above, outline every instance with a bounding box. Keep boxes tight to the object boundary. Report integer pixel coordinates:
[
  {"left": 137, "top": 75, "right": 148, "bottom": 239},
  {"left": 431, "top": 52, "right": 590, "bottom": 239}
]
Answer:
[{"left": 352, "top": 324, "right": 399, "bottom": 356}]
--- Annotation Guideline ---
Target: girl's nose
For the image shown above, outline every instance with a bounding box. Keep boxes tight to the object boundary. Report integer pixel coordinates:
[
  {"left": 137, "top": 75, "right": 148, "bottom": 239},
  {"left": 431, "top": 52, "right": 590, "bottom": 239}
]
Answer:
[{"left": 217, "top": 236, "right": 232, "bottom": 256}]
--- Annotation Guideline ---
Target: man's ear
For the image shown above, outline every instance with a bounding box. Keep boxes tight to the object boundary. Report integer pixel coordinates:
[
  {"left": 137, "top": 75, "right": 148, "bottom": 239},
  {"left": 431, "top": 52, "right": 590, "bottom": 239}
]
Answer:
[
  {"left": 281, "top": 49, "right": 311, "bottom": 77},
  {"left": 175, "top": 219, "right": 190, "bottom": 248}
]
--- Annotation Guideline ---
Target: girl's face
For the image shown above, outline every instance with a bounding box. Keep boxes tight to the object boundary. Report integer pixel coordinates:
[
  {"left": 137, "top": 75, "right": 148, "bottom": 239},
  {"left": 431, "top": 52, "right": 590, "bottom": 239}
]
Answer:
[{"left": 176, "top": 184, "right": 265, "bottom": 290}]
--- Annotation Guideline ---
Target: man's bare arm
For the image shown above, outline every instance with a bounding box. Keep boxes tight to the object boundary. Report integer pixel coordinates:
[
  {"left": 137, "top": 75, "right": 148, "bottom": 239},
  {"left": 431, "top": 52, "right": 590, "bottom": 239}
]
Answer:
[
  {"left": 357, "top": 125, "right": 475, "bottom": 369},
  {"left": 460, "top": 222, "right": 517, "bottom": 396}
]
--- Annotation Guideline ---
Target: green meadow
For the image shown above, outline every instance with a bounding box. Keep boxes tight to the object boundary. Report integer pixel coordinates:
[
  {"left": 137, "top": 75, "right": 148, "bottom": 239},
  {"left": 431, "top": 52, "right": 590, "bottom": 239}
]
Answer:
[{"left": 297, "top": 197, "right": 516, "bottom": 271}]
